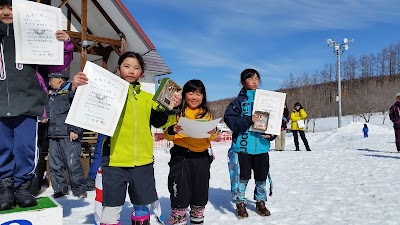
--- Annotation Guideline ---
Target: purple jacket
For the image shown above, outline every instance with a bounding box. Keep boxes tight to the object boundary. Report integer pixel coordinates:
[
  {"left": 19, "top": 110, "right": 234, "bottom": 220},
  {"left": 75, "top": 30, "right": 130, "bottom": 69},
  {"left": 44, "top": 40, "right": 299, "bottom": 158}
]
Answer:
[
  {"left": 0, "top": 23, "right": 74, "bottom": 118},
  {"left": 389, "top": 101, "right": 400, "bottom": 129}
]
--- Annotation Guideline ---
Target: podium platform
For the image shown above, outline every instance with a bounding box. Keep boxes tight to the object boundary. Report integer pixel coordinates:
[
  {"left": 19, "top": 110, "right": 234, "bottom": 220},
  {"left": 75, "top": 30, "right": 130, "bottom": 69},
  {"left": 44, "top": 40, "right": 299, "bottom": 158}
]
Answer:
[{"left": 0, "top": 196, "right": 62, "bottom": 225}]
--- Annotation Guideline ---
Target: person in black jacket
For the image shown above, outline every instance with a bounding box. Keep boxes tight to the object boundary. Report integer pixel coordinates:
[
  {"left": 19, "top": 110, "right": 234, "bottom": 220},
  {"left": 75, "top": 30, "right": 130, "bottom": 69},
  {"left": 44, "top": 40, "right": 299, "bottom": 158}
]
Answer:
[
  {"left": 275, "top": 103, "right": 289, "bottom": 151},
  {"left": 389, "top": 92, "right": 400, "bottom": 153},
  {"left": 47, "top": 71, "right": 87, "bottom": 198},
  {"left": 0, "top": 0, "right": 73, "bottom": 210}
]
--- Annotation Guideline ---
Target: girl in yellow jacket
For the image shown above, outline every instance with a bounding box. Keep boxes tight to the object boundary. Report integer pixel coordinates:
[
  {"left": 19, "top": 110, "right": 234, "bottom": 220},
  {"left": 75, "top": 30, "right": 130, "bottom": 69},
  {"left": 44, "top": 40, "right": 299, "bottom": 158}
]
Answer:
[
  {"left": 290, "top": 102, "right": 311, "bottom": 151},
  {"left": 164, "top": 79, "right": 216, "bottom": 225}
]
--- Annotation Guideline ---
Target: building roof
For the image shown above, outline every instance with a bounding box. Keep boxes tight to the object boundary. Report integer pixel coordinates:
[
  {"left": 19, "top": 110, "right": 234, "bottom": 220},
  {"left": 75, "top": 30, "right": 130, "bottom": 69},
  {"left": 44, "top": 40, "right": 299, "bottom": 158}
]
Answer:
[{"left": 54, "top": 0, "right": 171, "bottom": 76}]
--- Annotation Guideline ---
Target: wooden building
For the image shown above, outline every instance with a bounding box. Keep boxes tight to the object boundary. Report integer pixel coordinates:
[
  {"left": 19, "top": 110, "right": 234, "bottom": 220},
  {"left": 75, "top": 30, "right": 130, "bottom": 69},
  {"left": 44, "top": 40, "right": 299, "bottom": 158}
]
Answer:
[{"left": 37, "top": 0, "right": 171, "bottom": 93}]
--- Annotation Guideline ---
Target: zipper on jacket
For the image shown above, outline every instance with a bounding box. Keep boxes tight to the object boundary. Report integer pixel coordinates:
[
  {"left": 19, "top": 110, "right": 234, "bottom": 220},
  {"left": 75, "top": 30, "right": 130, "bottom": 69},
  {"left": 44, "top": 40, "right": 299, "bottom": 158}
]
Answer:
[
  {"left": 134, "top": 99, "right": 138, "bottom": 166},
  {"left": 130, "top": 90, "right": 138, "bottom": 166},
  {"left": 4, "top": 24, "right": 11, "bottom": 115}
]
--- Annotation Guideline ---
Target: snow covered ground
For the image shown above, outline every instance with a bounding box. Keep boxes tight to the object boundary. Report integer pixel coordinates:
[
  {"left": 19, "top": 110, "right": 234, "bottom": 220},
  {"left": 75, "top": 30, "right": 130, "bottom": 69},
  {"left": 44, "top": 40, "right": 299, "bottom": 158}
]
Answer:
[{"left": 37, "top": 114, "right": 400, "bottom": 225}]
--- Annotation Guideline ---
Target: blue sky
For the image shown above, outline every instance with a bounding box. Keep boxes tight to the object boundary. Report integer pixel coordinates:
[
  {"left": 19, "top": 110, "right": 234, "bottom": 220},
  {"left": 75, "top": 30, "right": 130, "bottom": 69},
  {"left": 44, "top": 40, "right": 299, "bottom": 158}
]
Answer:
[{"left": 122, "top": 0, "right": 400, "bottom": 101}]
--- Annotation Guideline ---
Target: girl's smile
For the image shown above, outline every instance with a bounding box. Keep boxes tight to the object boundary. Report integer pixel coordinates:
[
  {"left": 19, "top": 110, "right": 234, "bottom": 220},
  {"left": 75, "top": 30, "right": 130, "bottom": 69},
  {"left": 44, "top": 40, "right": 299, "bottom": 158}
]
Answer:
[{"left": 185, "top": 90, "right": 203, "bottom": 110}]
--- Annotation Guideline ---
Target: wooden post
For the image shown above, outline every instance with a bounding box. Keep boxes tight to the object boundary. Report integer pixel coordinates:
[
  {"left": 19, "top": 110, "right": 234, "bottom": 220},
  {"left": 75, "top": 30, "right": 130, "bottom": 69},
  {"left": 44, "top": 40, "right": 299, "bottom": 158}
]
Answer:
[{"left": 80, "top": 0, "right": 88, "bottom": 70}]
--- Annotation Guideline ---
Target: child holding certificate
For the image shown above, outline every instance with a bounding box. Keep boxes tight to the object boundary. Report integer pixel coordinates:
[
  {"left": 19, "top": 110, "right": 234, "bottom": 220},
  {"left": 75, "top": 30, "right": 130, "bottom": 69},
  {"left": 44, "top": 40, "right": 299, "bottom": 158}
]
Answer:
[
  {"left": 224, "top": 68, "right": 275, "bottom": 218},
  {"left": 72, "top": 51, "right": 181, "bottom": 225},
  {"left": 163, "top": 79, "right": 217, "bottom": 225},
  {"left": 0, "top": 0, "right": 73, "bottom": 210}
]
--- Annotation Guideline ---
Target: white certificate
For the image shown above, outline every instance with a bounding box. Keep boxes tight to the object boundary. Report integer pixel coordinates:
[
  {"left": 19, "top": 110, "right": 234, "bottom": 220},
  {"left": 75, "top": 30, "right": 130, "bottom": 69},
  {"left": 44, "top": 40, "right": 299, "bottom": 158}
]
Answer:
[
  {"left": 251, "top": 89, "right": 286, "bottom": 135},
  {"left": 177, "top": 117, "right": 221, "bottom": 138},
  {"left": 66, "top": 61, "right": 129, "bottom": 137},
  {"left": 13, "top": 0, "right": 63, "bottom": 65}
]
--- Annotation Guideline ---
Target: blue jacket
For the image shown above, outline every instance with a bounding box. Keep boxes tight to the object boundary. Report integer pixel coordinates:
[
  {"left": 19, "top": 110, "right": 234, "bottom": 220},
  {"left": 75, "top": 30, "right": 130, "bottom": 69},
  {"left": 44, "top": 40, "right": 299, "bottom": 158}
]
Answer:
[
  {"left": 363, "top": 126, "right": 369, "bottom": 133},
  {"left": 224, "top": 88, "right": 273, "bottom": 155}
]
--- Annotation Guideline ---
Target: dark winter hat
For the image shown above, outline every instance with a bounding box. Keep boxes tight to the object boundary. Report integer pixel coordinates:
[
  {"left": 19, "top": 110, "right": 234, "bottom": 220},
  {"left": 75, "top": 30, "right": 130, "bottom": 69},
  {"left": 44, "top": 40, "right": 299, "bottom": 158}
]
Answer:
[
  {"left": 294, "top": 102, "right": 301, "bottom": 107},
  {"left": 49, "top": 71, "right": 69, "bottom": 79}
]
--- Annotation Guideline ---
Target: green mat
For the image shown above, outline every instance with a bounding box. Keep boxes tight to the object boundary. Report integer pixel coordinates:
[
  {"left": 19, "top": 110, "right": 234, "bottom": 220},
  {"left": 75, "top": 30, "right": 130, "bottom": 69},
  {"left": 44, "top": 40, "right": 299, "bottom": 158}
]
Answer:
[{"left": 0, "top": 197, "right": 58, "bottom": 214}]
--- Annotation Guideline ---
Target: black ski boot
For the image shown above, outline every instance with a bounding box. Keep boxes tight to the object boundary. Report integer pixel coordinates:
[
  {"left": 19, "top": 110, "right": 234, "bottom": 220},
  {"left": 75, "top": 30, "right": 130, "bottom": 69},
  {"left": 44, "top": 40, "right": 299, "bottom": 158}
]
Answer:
[
  {"left": 15, "top": 180, "right": 37, "bottom": 208},
  {"left": 0, "top": 177, "right": 16, "bottom": 210}
]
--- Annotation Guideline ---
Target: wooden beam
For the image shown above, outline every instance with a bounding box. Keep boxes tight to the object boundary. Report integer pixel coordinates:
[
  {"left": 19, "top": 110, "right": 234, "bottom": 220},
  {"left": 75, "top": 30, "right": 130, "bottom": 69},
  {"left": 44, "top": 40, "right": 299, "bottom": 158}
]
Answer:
[
  {"left": 86, "top": 41, "right": 98, "bottom": 51},
  {"left": 58, "top": 1, "right": 124, "bottom": 69},
  {"left": 87, "top": 46, "right": 107, "bottom": 56},
  {"left": 91, "top": 0, "right": 122, "bottom": 36},
  {"left": 110, "top": 45, "right": 121, "bottom": 57},
  {"left": 120, "top": 37, "right": 126, "bottom": 54},
  {"left": 66, "top": 31, "right": 122, "bottom": 47},
  {"left": 70, "top": 39, "right": 106, "bottom": 55},
  {"left": 80, "top": 0, "right": 88, "bottom": 70},
  {"left": 64, "top": 2, "right": 106, "bottom": 51},
  {"left": 65, "top": 3, "right": 85, "bottom": 30},
  {"left": 70, "top": 39, "right": 82, "bottom": 52},
  {"left": 58, "top": 0, "right": 68, "bottom": 8}
]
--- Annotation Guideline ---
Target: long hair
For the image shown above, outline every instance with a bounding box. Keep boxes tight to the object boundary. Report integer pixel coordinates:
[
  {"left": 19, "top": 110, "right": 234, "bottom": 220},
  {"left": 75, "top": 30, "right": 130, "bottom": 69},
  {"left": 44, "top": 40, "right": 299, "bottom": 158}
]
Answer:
[{"left": 177, "top": 79, "right": 211, "bottom": 119}]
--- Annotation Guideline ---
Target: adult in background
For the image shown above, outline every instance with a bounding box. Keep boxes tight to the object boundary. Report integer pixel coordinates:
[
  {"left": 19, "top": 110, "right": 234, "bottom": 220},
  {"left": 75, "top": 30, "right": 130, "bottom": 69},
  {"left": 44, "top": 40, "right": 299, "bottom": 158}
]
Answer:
[
  {"left": 275, "top": 103, "right": 289, "bottom": 151},
  {"left": 290, "top": 102, "right": 311, "bottom": 151},
  {"left": 389, "top": 92, "right": 400, "bottom": 153}
]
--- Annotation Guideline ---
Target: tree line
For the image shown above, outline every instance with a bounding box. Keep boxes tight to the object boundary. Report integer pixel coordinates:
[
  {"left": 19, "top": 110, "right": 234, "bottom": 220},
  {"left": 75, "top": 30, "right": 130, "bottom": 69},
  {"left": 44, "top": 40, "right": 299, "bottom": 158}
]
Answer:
[{"left": 209, "top": 40, "right": 400, "bottom": 131}]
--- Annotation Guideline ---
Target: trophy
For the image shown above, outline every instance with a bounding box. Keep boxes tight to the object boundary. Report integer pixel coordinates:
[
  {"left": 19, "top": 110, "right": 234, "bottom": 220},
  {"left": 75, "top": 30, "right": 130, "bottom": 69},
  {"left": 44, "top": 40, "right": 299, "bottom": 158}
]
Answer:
[
  {"left": 153, "top": 78, "right": 182, "bottom": 110},
  {"left": 252, "top": 111, "right": 269, "bottom": 131}
]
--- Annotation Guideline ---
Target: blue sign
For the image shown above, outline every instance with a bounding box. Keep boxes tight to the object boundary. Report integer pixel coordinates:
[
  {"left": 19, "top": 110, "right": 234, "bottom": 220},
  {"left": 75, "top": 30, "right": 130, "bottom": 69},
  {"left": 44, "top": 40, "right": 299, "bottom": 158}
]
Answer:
[{"left": 1, "top": 220, "right": 32, "bottom": 225}]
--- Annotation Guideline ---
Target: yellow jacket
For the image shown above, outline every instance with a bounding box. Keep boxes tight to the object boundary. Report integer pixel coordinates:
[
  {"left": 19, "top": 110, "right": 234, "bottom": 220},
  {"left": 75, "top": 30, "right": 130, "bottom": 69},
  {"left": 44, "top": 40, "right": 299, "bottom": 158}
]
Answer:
[
  {"left": 164, "top": 108, "right": 217, "bottom": 152},
  {"left": 290, "top": 109, "right": 307, "bottom": 131}
]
